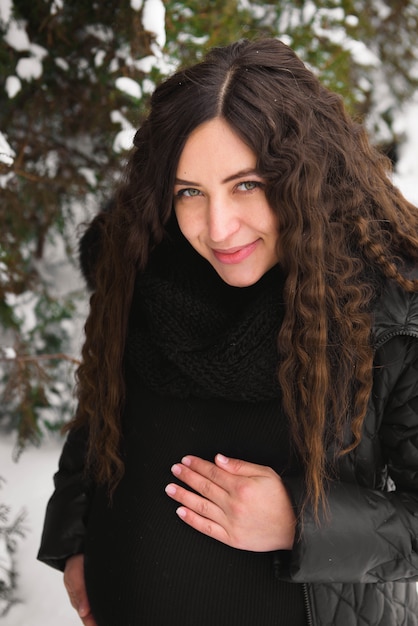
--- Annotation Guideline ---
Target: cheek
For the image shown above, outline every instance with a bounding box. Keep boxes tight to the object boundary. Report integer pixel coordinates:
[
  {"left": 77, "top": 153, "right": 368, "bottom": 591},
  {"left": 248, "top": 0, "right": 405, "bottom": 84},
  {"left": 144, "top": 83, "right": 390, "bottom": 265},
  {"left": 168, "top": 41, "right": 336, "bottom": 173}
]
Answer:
[
  {"left": 254, "top": 207, "right": 278, "bottom": 238},
  {"left": 262, "top": 214, "right": 280, "bottom": 258},
  {"left": 266, "top": 210, "right": 280, "bottom": 240},
  {"left": 174, "top": 206, "right": 198, "bottom": 243},
  {"left": 174, "top": 205, "right": 186, "bottom": 235}
]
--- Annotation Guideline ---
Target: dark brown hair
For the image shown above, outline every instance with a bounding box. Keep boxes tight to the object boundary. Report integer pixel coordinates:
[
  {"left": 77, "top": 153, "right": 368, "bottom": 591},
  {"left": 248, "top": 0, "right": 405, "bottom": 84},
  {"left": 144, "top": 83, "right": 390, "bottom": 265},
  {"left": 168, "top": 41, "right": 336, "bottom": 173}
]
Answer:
[{"left": 72, "top": 38, "right": 418, "bottom": 515}]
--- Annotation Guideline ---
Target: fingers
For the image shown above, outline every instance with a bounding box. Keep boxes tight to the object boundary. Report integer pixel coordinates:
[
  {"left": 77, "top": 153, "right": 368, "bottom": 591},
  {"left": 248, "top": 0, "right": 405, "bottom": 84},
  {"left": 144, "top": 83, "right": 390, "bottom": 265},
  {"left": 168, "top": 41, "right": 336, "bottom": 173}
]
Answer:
[
  {"left": 184, "top": 453, "right": 269, "bottom": 478},
  {"left": 175, "top": 503, "right": 230, "bottom": 545},
  {"left": 165, "top": 459, "right": 228, "bottom": 525},
  {"left": 165, "top": 480, "right": 224, "bottom": 526},
  {"left": 215, "top": 453, "right": 271, "bottom": 477},
  {"left": 166, "top": 455, "right": 272, "bottom": 507},
  {"left": 64, "top": 554, "right": 98, "bottom": 626},
  {"left": 165, "top": 454, "right": 296, "bottom": 551},
  {"left": 165, "top": 480, "right": 215, "bottom": 511},
  {"left": 173, "top": 454, "right": 266, "bottom": 489},
  {"left": 170, "top": 457, "right": 229, "bottom": 498},
  {"left": 82, "top": 614, "right": 99, "bottom": 626}
]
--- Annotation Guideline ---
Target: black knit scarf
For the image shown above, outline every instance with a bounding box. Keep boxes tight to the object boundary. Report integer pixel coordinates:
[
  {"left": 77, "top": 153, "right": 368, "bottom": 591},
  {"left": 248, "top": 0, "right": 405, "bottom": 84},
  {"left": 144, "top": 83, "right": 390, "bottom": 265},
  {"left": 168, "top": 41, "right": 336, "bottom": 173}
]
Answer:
[{"left": 125, "top": 229, "right": 286, "bottom": 402}]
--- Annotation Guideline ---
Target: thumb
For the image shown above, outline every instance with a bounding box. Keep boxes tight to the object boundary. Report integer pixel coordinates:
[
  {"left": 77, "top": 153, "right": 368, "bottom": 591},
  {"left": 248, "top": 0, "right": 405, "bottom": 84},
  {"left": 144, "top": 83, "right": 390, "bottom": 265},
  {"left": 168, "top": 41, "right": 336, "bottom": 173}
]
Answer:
[
  {"left": 66, "top": 584, "right": 90, "bottom": 618},
  {"left": 63, "top": 554, "right": 91, "bottom": 619},
  {"left": 215, "top": 453, "right": 265, "bottom": 476}
]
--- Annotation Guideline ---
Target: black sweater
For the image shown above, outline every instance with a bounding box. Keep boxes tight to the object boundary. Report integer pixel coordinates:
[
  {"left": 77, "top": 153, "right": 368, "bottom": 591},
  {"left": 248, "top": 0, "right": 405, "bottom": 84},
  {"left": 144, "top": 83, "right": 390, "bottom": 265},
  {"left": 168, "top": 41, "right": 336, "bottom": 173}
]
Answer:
[
  {"left": 84, "top": 374, "right": 307, "bottom": 625},
  {"left": 82, "top": 241, "right": 306, "bottom": 625}
]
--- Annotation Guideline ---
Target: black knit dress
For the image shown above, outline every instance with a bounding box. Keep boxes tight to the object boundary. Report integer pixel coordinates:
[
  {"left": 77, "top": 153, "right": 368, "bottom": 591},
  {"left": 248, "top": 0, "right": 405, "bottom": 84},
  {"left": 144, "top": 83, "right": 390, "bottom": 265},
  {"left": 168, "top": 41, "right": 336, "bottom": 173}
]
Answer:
[{"left": 84, "top": 233, "right": 307, "bottom": 626}]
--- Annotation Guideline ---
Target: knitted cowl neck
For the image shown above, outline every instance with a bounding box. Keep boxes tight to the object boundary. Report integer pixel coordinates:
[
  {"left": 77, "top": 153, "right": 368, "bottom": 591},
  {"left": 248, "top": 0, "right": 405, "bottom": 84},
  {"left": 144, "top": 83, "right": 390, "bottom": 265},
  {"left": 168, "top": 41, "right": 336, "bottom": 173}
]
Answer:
[{"left": 125, "top": 227, "right": 286, "bottom": 402}]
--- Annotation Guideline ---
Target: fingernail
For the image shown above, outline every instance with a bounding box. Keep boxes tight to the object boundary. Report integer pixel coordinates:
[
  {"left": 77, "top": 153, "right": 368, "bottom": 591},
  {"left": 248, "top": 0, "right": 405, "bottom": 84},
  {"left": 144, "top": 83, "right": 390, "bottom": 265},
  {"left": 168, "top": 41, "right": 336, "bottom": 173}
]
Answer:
[
  {"left": 165, "top": 484, "right": 177, "bottom": 496},
  {"left": 78, "top": 605, "right": 88, "bottom": 618},
  {"left": 176, "top": 507, "right": 186, "bottom": 518},
  {"left": 171, "top": 464, "right": 181, "bottom": 476},
  {"left": 217, "top": 453, "right": 229, "bottom": 464},
  {"left": 181, "top": 456, "right": 191, "bottom": 466}
]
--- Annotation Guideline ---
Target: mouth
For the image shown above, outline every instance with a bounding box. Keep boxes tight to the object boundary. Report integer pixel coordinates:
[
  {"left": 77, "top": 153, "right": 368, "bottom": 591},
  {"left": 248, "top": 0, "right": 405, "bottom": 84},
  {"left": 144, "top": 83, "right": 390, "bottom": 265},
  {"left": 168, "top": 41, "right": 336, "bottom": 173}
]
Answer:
[{"left": 212, "top": 240, "right": 259, "bottom": 264}]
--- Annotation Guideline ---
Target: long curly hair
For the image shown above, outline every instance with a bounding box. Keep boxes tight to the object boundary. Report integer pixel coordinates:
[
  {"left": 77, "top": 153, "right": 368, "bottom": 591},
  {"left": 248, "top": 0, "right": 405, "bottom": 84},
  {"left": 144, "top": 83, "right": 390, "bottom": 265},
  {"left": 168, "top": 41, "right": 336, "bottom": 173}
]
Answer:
[{"left": 72, "top": 38, "right": 418, "bottom": 516}]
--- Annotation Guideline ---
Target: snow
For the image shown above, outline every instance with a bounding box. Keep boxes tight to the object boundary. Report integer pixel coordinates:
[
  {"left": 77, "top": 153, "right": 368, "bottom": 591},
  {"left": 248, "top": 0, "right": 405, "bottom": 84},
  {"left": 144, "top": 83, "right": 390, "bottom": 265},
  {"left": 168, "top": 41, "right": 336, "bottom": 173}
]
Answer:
[
  {"left": 3, "top": 20, "right": 31, "bottom": 51},
  {"left": 3, "top": 12, "right": 48, "bottom": 83},
  {"left": 134, "top": 54, "right": 157, "bottom": 73},
  {"left": 15, "top": 57, "right": 43, "bottom": 81},
  {"left": 0, "top": 0, "right": 12, "bottom": 23},
  {"left": 1, "top": 433, "right": 79, "bottom": 624},
  {"left": 142, "top": 0, "right": 166, "bottom": 49},
  {"left": 50, "top": 0, "right": 64, "bottom": 15},
  {"left": 141, "top": 77, "right": 155, "bottom": 94},
  {"left": 309, "top": 8, "right": 381, "bottom": 67},
  {"left": 2, "top": 348, "right": 16, "bottom": 360},
  {"left": 54, "top": 57, "right": 70, "bottom": 72},
  {"left": 345, "top": 14, "right": 359, "bottom": 27},
  {"left": 5, "top": 76, "right": 21, "bottom": 98},
  {"left": 0, "top": 132, "right": 15, "bottom": 166},
  {"left": 115, "top": 76, "right": 142, "bottom": 100},
  {"left": 113, "top": 128, "right": 136, "bottom": 152},
  {"left": 93, "top": 50, "right": 106, "bottom": 68},
  {"left": 110, "top": 110, "right": 136, "bottom": 153},
  {"left": 78, "top": 168, "right": 98, "bottom": 188},
  {"left": 392, "top": 94, "right": 418, "bottom": 205},
  {"left": 4, "top": 292, "right": 38, "bottom": 335},
  {"left": 0, "top": 531, "right": 14, "bottom": 615}
]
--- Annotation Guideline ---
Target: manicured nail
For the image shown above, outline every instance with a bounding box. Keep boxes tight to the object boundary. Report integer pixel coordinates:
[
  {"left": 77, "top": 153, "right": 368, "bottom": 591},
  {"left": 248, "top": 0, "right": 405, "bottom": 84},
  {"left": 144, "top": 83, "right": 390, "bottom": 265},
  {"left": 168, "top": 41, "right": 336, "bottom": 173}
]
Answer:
[
  {"left": 176, "top": 507, "right": 186, "bottom": 518},
  {"left": 217, "top": 453, "right": 229, "bottom": 464},
  {"left": 165, "top": 484, "right": 177, "bottom": 496},
  {"left": 181, "top": 456, "right": 192, "bottom": 466}
]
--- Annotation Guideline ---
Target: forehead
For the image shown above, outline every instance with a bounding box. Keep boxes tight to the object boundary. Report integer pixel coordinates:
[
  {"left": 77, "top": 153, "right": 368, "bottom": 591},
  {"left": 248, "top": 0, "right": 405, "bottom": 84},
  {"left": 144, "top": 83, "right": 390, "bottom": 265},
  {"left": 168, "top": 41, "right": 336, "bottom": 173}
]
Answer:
[{"left": 176, "top": 118, "right": 257, "bottom": 178}]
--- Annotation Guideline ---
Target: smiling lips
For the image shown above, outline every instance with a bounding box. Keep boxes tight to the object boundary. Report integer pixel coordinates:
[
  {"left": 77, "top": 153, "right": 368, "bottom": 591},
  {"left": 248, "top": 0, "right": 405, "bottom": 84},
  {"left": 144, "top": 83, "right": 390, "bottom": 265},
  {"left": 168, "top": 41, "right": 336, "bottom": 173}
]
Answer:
[{"left": 212, "top": 240, "right": 259, "bottom": 264}]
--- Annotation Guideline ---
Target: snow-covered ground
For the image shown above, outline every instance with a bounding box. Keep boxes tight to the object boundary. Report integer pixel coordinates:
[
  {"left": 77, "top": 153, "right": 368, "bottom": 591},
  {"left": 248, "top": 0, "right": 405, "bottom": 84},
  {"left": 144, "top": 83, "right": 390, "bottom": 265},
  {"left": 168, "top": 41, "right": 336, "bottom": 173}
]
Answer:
[
  {"left": 1, "top": 433, "right": 80, "bottom": 625},
  {"left": 1, "top": 95, "right": 418, "bottom": 626}
]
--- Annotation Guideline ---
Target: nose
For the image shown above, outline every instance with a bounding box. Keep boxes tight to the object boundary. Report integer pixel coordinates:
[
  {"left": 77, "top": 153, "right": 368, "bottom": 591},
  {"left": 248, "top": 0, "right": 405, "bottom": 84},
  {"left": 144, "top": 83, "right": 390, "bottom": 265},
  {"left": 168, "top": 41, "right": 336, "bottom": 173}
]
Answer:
[{"left": 207, "top": 195, "right": 240, "bottom": 243}]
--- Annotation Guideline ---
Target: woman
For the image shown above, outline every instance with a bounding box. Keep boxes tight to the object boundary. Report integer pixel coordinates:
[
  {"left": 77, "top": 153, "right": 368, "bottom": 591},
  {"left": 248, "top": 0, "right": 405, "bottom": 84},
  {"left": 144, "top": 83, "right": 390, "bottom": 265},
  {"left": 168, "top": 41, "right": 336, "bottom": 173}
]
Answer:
[{"left": 38, "top": 38, "right": 418, "bottom": 625}]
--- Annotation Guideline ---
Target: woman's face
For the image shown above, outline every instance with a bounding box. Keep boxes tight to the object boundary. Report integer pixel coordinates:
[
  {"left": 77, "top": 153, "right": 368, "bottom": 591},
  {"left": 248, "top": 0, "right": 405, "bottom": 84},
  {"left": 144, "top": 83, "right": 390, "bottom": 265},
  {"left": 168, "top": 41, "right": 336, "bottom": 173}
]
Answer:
[{"left": 173, "top": 117, "right": 280, "bottom": 287}]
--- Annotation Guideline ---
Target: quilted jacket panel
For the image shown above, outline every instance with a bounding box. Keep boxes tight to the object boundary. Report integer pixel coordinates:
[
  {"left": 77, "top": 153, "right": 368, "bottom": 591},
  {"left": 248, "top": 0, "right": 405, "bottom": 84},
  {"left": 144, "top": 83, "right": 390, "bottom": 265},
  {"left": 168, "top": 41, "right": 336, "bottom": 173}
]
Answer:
[{"left": 307, "top": 581, "right": 418, "bottom": 626}]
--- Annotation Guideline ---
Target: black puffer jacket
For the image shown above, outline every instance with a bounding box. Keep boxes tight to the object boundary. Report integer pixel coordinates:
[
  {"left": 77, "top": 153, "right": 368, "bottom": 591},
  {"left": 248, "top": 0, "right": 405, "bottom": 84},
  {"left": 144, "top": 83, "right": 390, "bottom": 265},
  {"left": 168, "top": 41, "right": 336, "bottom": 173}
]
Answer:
[{"left": 38, "top": 275, "right": 418, "bottom": 626}]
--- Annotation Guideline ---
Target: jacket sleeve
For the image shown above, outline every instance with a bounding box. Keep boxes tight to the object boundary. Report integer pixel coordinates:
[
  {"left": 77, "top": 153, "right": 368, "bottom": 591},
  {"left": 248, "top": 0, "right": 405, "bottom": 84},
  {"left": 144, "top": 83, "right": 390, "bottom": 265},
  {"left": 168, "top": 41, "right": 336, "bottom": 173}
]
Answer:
[
  {"left": 37, "top": 425, "right": 94, "bottom": 572},
  {"left": 282, "top": 334, "right": 418, "bottom": 584}
]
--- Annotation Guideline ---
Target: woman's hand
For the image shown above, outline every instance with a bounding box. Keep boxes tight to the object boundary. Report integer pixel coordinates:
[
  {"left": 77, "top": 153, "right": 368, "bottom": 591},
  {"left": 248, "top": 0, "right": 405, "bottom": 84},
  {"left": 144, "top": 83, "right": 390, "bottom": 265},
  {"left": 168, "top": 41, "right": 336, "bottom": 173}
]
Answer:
[
  {"left": 63, "top": 554, "right": 97, "bottom": 626},
  {"left": 165, "top": 454, "right": 296, "bottom": 552}
]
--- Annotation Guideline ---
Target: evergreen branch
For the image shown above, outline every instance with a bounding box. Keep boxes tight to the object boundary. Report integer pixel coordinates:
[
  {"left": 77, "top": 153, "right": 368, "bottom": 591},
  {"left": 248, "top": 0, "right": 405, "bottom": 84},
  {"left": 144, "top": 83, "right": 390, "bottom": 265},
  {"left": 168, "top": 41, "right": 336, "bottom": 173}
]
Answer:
[{"left": 0, "top": 353, "right": 81, "bottom": 366}]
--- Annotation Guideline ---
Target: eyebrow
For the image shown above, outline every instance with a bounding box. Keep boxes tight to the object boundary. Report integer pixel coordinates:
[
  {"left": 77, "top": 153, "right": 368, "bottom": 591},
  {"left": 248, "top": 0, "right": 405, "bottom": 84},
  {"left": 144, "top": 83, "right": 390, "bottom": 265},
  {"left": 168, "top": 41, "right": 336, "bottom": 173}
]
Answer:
[{"left": 174, "top": 168, "right": 262, "bottom": 187}]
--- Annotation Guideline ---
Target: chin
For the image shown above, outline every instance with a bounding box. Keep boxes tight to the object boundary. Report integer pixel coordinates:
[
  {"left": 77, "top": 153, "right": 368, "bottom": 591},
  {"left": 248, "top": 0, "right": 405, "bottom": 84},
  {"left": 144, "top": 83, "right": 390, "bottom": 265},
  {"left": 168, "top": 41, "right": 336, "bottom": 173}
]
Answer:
[{"left": 216, "top": 269, "right": 264, "bottom": 288}]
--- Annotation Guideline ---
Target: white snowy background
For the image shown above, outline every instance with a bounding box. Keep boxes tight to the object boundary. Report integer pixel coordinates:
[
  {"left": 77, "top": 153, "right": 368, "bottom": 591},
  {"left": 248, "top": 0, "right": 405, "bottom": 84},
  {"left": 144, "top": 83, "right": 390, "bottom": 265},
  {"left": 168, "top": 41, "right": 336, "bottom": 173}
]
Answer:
[{"left": 1, "top": 0, "right": 418, "bottom": 624}]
